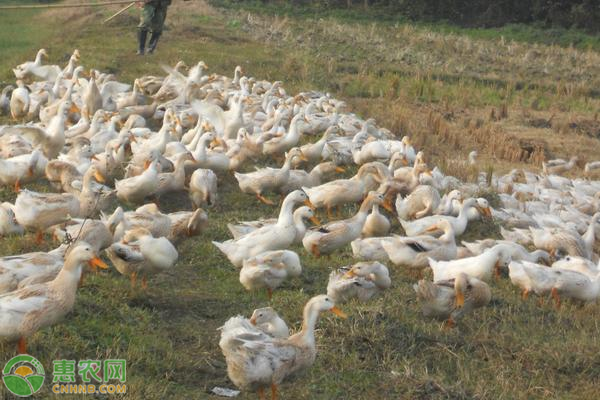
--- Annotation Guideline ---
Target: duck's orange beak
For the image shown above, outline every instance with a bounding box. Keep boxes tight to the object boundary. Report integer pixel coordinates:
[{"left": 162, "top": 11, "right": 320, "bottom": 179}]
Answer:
[
  {"left": 94, "top": 170, "right": 106, "bottom": 183},
  {"left": 455, "top": 289, "right": 465, "bottom": 308},
  {"left": 335, "top": 166, "right": 345, "bottom": 173},
  {"left": 304, "top": 199, "right": 315, "bottom": 210},
  {"left": 382, "top": 199, "right": 394, "bottom": 213},
  {"left": 330, "top": 306, "right": 348, "bottom": 319},
  {"left": 89, "top": 257, "right": 109, "bottom": 270},
  {"left": 425, "top": 225, "right": 439, "bottom": 232},
  {"left": 309, "top": 216, "right": 321, "bottom": 226},
  {"left": 344, "top": 270, "right": 356, "bottom": 278},
  {"left": 249, "top": 317, "right": 257, "bottom": 325}
]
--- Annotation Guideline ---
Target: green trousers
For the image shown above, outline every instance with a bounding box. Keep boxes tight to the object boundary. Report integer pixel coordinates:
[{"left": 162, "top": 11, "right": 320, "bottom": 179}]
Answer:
[{"left": 138, "top": 1, "right": 169, "bottom": 34}]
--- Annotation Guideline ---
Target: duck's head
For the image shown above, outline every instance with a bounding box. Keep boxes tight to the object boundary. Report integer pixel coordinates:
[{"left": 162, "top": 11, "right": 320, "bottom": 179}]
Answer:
[
  {"left": 475, "top": 198, "right": 492, "bottom": 218},
  {"left": 306, "top": 295, "right": 347, "bottom": 319},
  {"left": 296, "top": 206, "right": 320, "bottom": 225},
  {"left": 250, "top": 306, "right": 279, "bottom": 326},
  {"left": 66, "top": 242, "right": 108, "bottom": 272},
  {"left": 344, "top": 261, "right": 387, "bottom": 280},
  {"left": 285, "top": 147, "right": 308, "bottom": 163},
  {"left": 287, "top": 190, "right": 313, "bottom": 209}
]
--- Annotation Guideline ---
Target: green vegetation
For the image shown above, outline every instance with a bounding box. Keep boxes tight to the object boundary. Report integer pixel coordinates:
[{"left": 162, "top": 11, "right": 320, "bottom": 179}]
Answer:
[{"left": 1, "top": 1, "right": 600, "bottom": 399}]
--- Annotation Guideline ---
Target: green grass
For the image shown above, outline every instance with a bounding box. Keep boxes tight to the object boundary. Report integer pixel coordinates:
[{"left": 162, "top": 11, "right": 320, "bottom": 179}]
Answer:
[{"left": 1, "top": 2, "right": 600, "bottom": 399}]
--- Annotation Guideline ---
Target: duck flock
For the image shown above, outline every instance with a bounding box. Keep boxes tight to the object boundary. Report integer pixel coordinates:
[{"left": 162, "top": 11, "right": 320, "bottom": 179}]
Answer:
[{"left": 1, "top": 49, "right": 600, "bottom": 399}]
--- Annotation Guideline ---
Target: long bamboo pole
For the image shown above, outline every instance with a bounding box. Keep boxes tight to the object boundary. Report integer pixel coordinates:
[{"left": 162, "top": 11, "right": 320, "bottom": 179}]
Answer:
[
  {"left": 102, "top": 1, "right": 136, "bottom": 24},
  {"left": 0, "top": 1, "right": 139, "bottom": 10}
]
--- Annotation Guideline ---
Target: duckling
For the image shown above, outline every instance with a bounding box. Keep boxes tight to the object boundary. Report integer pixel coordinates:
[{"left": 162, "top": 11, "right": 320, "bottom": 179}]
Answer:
[
  {"left": 249, "top": 307, "right": 289, "bottom": 338},
  {"left": 0, "top": 242, "right": 107, "bottom": 354},
  {"left": 413, "top": 272, "right": 491, "bottom": 326},
  {"left": 240, "top": 250, "right": 302, "bottom": 299},
  {"left": 327, "top": 261, "right": 391, "bottom": 304}
]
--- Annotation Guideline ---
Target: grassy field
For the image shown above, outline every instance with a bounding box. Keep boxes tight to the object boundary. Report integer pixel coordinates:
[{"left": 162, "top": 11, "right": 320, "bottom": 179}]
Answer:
[{"left": 1, "top": 1, "right": 600, "bottom": 399}]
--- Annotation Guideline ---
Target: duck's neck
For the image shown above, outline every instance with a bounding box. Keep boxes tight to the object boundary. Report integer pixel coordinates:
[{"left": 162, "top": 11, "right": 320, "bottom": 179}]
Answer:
[
  {"left": 50, "top": 260, "right": 83, "bottom": 291},
  {"left": 297, "top": 305, "right": 320, "bottom": 347},
  {"left": 293, "top": 212, "right": 308, "bottom": 236},
  {"left": 439, "top": 227, "right": 456, "bottom": 245},
  {"left": 352, "top": 198, "right": 375, "bottom": 225},
  {"left": 277, "top": 195, "right": 298, "bottom": 226},
  {"left": 173, "top": 157, "right": 187, "bottom": 179},
  {"left": 34, "top": 51, "right": 44, "bottom": 65},
  {"left": 280, "top": 155, "right": 293, "bottom": 173},
  {"left": 195, "top": 136, "right": 211, "bottom": 159},
  {"left": 583, "top": 219, "right": 597, "bottom": 249}
]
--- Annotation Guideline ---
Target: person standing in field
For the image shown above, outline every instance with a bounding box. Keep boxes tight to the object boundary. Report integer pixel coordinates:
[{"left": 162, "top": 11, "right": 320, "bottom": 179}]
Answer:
[{"left": 136, "top": 0, "right": 171, "bottom": 55}]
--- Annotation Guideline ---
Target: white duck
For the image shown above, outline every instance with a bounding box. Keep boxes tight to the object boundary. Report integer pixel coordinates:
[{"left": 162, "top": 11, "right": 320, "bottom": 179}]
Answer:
[
  {"left": 240, "top": 250, "right": 302, "bottom": 298},
  {"left": 327, "top": 261, "right": 391, "bottom": 304},
  {"left": 0, "top": 242, "right": 106, "bottom": 353},
  {"left": 213, "top": 190, "right": 311, "bottom": 267},
  {"left": 189, "top": 168, "right": 218, "bottom": 209},
  {"left": 115, "top": 160, "right": 159, "bottom": 204},
  {"left": 429, "top": 244, "right": 513, "bottom": 282},
  {"left": 303, "top": 192, "right": 385, "bottom": 257},
  {"left": 219, "top": 295, "right": 346, "bottom": 399},
  {"left": 413, "top": 272, "right": 491, "bottom": 325},
  {"left": 106, "top": 227, "right": 178, "bottom": 288},
  {"left": 227, "top": 206, "right": 319, "bottom": 243},
  {"left": 382, "top": 220, "right": 457, "bottom": 272},
  {"left": 399, "top": 198, "right": 490, "bottom": 237},
  {"left": 249, "top": 307, "right": 289, "bottom": 339}
]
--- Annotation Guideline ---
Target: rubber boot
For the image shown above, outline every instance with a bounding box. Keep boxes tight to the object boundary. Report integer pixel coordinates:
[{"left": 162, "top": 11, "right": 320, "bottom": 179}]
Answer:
[
  {"left": 147, "top": 31, "right": 162, "bottom": 54},
  {"left": 137, "top": 29, "right": 148, "bottom": 55}
]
